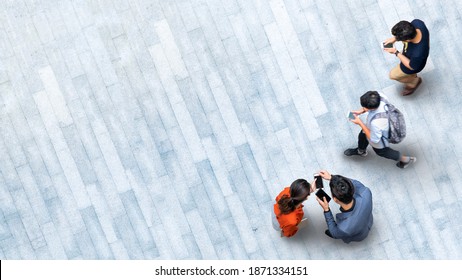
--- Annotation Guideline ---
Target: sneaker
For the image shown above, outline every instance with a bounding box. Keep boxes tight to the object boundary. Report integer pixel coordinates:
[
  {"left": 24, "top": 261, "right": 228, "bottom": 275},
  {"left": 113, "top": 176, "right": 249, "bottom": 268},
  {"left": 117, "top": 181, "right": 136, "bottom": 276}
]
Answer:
[
  {"left": 396, "top": 157, "right": 417, "bottom": 169},
  {"left": 344, "top": 148, "right": 368, "bottom": 157},
  {"left": 325, "top": 229, "right": 333, "bottom": 238}
]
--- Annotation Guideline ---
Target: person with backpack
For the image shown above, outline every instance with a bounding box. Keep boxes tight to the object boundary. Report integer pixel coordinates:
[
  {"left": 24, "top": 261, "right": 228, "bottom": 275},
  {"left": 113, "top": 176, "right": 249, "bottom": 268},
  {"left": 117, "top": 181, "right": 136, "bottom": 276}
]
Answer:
[{"left": 344, "top": 91, "right": 416, "bottom": 168}]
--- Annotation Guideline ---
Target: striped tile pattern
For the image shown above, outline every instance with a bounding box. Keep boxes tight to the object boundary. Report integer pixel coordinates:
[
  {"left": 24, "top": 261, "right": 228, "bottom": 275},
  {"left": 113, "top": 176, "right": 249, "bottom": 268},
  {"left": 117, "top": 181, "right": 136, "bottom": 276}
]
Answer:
[{"left": 1, "top": 0, "right": 462, "bottom": 259}]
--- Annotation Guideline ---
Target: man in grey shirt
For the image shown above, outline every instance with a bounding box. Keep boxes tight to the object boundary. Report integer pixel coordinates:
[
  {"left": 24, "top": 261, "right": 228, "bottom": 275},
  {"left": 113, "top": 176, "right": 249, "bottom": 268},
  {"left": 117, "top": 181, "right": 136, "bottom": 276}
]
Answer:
[{"left": 316, "top": 170, "right": 373, "bottom": 243}]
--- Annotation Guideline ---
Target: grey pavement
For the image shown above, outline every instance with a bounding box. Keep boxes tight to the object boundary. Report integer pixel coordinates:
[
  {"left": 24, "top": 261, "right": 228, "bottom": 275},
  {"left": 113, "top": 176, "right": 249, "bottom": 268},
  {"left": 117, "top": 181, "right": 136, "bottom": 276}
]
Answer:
[{"left": 1, "top": 0, "right": 462, "bottom": 260}]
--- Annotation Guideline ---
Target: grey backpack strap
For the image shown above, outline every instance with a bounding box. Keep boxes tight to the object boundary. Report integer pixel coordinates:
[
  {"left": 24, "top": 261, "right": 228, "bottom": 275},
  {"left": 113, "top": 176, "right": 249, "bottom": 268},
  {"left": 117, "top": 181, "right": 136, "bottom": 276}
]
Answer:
[
  {"left": 380, "top": 95, "right": 389, "bottom": 104},
  {"left": 369, "top": 111, "right": 389, "bottom": 145},
  {"left": 369, "top": 111, "right": 388, "bottom": 122}
]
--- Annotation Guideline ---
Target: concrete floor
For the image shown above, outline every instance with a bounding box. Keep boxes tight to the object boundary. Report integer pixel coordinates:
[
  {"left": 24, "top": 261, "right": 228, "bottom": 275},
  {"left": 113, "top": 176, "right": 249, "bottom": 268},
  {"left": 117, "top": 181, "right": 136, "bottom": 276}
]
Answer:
[{"left": 1, "top": 0, "right": 462, "bottom": 259}]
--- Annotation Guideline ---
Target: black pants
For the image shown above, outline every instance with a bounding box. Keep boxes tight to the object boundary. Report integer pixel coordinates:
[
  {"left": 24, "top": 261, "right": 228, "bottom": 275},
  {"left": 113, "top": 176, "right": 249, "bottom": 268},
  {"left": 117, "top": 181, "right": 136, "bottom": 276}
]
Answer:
[{"left": 358, "top": 131, "right": 400, "bottom": 161}]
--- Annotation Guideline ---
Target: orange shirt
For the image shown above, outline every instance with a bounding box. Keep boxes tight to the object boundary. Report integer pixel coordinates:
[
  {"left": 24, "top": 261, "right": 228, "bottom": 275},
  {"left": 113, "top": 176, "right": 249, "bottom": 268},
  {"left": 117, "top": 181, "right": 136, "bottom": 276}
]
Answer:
[{"left": 274, "top": 187, "right": 304, "bottom": 237}]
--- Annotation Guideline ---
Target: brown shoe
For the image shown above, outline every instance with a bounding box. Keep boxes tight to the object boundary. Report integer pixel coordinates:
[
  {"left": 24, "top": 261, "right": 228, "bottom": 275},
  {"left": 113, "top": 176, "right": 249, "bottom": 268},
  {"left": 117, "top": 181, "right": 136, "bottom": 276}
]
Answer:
[{"left": 402, "top": 77, "right": 422, "bottom": 96}]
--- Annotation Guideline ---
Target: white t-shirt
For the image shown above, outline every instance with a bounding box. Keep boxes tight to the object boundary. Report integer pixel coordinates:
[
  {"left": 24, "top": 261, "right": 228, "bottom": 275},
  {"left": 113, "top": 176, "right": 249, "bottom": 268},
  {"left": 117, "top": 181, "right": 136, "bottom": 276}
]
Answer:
[{"left": 366, "top": 94, "right": 390, "bottom": 149}]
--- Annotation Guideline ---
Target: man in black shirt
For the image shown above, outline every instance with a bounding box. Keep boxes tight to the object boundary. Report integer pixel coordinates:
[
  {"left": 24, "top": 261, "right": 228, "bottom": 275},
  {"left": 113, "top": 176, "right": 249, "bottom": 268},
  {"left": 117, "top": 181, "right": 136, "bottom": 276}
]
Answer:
[{"left": 383, "top": 19, "right": 430, "bottom": 96}]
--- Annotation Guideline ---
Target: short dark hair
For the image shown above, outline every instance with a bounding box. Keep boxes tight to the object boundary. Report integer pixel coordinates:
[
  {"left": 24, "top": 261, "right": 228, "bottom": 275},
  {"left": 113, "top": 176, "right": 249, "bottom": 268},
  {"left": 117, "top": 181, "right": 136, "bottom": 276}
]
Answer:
[
  {"left": 329, "top": 175, "right": 354, "bottom": 204},
  {"left": 360, "top": 91, "right": 381, "bottom": 109},
  {"left": 391, "top": 20, "right": 417, "bottom": 41},
  {"left": 278, "top": 179, "right": 311, "bottom": 214}
]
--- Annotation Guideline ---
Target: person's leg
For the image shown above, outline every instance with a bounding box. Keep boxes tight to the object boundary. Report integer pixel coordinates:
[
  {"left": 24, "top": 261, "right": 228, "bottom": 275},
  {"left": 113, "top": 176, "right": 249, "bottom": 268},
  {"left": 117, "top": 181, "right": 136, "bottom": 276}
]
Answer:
[
  {"left": 372, "top": 147, "right": 401, "bottom": 161},
  {"left": 389, "top": 64, "right": 420, "bottom": 88},
  {"left": 357, "top": 130, "right": 369, "bottom": 151},
  {"left": 372, "top": 147, "right": 417, "bottom": 168},
  {"left": 396, "top": 155, "right": 417, "bottom": 169},
  {"left": 345, "top": 131, "right": 369, "bottom": 156}
]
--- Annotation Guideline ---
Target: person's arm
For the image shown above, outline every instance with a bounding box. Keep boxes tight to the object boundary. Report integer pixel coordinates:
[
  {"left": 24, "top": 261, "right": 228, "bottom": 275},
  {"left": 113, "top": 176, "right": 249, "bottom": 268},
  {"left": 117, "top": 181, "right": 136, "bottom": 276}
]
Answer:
[
  {"left": 309, "top": 179, "right": 317, "bottom": 194},
  {"left": 323, "top": 210, "right": 350, "bottom": 239},
  {"left": 383, "top": 36, "right": 397, "bottom": 45},
  {"left": 318, "top": 170, "right": 331, "bottom": 180},
  {"left": 351, "top": 108, "right": 366, "bottom": 115},
  {"left": 316, "top": 197, "right": 349, "bottom": 240},
  {"left": 384, "top": 47, "right": 413, "bottom": 70},
  {"left": 367, "top": 119, "right": 386, "bottom": 145},
  {"left": 349, "top": 116, "right": 371, "bottom": 140},
  {"left": 396, "top": 52, "right": 413, "bottom": 70},
  {"left": 408, "top": 56, "right": 426, "bottom": 72}
]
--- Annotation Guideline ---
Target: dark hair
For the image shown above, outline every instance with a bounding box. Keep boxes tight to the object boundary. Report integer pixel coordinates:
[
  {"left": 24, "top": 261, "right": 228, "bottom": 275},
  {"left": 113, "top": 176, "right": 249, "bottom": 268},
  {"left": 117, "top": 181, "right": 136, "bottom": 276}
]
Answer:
[
  {"left": 278, "top": 179, "right": 311, "bottom": 214},
  {"left": 329, "top": 175, "right": 355, "bottom": 204},
  {"left": 391, "top": 21, "right": 417, "bottom": 41},
  {"left": 360, "top": 91, "right": 381, "bottom": 109}
]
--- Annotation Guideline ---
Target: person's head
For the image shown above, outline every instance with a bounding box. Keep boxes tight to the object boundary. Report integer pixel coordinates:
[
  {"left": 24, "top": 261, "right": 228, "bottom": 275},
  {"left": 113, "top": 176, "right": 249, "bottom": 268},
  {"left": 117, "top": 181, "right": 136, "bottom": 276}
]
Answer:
[
  {"left": 360, "top": 91, "right": 380, "bottom": 110},
  {"left": 278, "top": 179, "right": 311, "bottom": 214},
  {"left": 329, "top": 175, "right": 355, "bottom": 204},
  {"left": 391, "top": 21, "right": 417, "bottom": 41}
]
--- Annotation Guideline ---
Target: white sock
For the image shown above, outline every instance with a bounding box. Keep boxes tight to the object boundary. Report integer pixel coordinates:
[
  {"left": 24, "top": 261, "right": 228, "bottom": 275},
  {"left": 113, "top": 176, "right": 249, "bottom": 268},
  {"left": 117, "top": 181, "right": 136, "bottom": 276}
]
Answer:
[{"left": 401, "top": 156, "right": 410, "bottom": 163}]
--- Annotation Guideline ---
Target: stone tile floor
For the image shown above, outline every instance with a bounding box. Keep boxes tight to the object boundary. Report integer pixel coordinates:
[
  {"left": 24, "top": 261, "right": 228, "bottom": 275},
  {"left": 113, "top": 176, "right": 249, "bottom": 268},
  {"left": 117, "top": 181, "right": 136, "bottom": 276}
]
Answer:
[{"left": 1, "top": 0, "right": 462, "bottom": 259}]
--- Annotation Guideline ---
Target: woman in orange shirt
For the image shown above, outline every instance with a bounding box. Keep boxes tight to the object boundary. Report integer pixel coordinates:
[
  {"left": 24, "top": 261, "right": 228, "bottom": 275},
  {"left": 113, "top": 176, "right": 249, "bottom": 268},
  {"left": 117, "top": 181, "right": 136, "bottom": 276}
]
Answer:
[{"left": 272, "top": 179, "right": 315, "bottom": 237}]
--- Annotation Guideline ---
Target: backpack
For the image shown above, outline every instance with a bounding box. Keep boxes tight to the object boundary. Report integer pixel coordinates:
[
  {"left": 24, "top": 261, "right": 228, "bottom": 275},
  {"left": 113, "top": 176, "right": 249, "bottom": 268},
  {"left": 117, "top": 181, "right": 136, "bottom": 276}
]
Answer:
[{"left": 370, "top": 98, "right": 406, "bottom": 144}]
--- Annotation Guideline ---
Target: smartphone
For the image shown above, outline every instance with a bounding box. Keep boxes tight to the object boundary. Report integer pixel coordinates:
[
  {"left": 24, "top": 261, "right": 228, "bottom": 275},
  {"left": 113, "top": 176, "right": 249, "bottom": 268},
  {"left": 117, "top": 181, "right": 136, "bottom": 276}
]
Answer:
[
  {"left": 347, "top": 111, "right": 355, "bottom": 120},
  {"left": 316, "top": 188, "right": 331, "bottom": 203},
  {"left": 383, "top": 42, "right": 393, "bottom": 48},
  {"left": 314, "top": 173, "right": 323, "bottom": 189}
]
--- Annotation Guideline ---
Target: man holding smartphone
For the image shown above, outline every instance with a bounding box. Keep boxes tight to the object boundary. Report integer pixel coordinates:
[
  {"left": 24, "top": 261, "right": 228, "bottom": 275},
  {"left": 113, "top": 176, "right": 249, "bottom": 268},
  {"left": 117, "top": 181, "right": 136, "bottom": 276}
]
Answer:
[
  {"left": 383, "top": 19, "right": 430, "bottom": 96},
  {"left": 315, "top": 170, "right": 373, "bottom": 243},
  {"left": 344, "top": 91, "right": 416, "bottom": 168}
]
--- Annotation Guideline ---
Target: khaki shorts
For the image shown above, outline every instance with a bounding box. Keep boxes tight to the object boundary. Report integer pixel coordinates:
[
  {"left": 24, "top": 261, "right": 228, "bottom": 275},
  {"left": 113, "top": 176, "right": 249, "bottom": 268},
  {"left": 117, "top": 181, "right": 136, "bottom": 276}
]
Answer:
[{"left": 389, "top": 64, "right": 416, "bottom": 81}]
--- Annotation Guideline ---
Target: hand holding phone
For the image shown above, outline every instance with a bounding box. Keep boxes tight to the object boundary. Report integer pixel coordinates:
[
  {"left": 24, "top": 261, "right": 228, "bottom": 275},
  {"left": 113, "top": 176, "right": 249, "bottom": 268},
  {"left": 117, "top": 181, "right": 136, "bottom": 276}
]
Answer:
[
  {"left": 316, "top": 189, "right": 331, "bottom": 203},
  {"left": 383, "top": 42, "right": 394, "bottom": 48},
  {"left": 347, "top": 111, "right": 355, "bottom": 120},
  {"left": 314, "top": 173, "right": 323, "bottom": 189}
]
